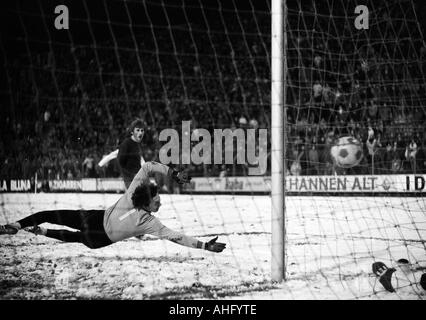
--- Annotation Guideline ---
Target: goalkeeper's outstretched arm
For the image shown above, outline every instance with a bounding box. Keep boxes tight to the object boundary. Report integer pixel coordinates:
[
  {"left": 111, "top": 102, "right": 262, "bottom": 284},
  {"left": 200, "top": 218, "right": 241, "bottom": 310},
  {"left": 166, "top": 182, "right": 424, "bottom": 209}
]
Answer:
[
  {"left": 142, "top": 215, "right": 226, "bottom": 253},
  {"left": 125, "top": 161, "right": 224, "bottom": 252}
]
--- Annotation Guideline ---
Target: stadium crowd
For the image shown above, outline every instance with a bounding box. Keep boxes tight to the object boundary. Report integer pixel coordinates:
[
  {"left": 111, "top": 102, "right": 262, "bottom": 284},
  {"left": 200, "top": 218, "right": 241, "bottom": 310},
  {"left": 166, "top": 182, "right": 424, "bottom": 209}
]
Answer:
[{"left": 1, "top": 0, "right": 426, "bottom": 180}]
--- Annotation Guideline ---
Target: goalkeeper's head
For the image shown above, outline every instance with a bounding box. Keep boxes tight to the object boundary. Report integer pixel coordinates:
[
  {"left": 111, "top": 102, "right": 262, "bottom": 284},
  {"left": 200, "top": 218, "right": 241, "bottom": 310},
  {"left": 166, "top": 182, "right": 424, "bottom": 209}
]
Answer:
[
  {"left": 128, "top": 118, "right": 146, "bottom": 143},
  {"left": 131, "top": 182, "right": 161, "bottom": 213}
]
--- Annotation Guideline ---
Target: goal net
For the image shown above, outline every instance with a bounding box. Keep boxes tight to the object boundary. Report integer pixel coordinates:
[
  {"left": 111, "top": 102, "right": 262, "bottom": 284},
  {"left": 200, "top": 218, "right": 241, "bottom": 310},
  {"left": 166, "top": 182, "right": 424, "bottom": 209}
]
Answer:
[{"left": 0, "top": 0, "right": 425, "bottom": 299}]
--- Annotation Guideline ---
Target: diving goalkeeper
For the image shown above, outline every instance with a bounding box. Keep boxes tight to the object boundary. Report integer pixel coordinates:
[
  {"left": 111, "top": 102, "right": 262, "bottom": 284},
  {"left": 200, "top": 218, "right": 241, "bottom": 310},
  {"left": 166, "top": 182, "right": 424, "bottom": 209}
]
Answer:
[{"left": 0, "top": 162, "right": 226, "bottom": 253}]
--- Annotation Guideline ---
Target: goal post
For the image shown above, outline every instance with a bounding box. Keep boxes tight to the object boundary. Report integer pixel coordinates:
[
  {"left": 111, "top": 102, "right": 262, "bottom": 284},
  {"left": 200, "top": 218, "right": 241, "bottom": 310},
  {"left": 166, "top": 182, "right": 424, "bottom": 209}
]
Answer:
[{"left": 271, "top": 0, "right": 287, "bottom": 282}]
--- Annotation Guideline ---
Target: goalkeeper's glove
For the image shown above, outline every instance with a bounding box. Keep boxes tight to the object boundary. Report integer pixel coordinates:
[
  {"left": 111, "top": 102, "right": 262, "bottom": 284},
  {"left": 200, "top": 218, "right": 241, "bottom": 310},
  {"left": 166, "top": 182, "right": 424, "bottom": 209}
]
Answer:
[
  {"left": 204, "top": 236, "right": 226, "bottom": 253},
  {"left": 171, "top": 169, "right": 192, "bottom": 184}
]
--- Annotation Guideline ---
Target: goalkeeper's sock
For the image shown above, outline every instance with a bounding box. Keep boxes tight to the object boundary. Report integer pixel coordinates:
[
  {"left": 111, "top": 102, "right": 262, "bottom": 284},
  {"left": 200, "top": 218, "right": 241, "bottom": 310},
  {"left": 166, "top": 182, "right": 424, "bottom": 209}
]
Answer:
[{"left": 25, "top": 226, "right": 47, "bottom": 236}]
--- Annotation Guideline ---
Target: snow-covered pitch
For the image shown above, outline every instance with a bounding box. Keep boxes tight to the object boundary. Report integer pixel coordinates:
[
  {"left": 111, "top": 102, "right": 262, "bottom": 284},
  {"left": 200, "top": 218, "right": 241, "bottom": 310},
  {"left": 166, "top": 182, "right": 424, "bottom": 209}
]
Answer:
[{"left": 1, "top": 193, "right": 425, "bottom": 299}]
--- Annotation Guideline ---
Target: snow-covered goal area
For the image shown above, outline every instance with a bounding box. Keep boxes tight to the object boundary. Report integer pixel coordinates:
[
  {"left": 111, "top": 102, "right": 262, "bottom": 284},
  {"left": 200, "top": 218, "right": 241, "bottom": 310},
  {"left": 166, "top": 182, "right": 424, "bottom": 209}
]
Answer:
[{"left": 1, "top": 193, "right": 425, "bottom": 299}]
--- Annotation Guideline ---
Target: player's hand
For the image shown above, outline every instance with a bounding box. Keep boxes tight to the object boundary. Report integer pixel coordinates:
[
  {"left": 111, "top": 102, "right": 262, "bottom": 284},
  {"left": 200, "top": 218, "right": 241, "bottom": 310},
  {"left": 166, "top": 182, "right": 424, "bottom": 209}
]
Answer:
[
  {"left": 172, "top": 169, "right": 192, "bottom": 184},
  {"left": 205, "top": 236, "right": 226, "bottom": 253}
]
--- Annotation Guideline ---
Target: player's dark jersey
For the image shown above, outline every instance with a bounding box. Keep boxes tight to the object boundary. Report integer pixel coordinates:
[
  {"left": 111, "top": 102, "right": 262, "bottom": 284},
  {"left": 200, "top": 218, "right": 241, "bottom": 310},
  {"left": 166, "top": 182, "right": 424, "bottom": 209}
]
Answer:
[{"left": 118, "top": 137, "right": 142, "bottom": 187}]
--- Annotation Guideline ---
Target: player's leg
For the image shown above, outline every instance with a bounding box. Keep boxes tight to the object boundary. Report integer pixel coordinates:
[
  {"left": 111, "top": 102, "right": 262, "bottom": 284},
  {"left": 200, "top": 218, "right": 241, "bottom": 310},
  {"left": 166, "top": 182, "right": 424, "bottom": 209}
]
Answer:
[
  {"left": 16, "top": 210, "right": 88, "bottom": 230},
  {"left": 26, "top": 225, "right": 84, "bottom": 243},
  {"left": 1, "top": 209, "right": 112, "bottom": 249},
  {"left": 1, "top": 210, "right": 92, "bottom": 235},
  {"left": 24, "top": 210, "right": 111, "bottom": 248}
]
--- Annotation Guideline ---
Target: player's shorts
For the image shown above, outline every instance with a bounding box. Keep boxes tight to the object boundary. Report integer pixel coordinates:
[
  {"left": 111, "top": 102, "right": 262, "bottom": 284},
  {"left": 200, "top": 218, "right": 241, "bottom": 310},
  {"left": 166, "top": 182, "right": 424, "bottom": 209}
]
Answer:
[{"left": 78, "top": 210, "right": 113, "bottom": 249}]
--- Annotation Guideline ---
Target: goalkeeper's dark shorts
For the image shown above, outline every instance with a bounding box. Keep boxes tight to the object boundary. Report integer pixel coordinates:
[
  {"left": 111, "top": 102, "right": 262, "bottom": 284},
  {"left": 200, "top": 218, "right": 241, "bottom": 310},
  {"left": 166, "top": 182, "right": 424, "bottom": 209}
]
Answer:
[{"left": 18, "top": 209, "right": 113, "bottom": 249}]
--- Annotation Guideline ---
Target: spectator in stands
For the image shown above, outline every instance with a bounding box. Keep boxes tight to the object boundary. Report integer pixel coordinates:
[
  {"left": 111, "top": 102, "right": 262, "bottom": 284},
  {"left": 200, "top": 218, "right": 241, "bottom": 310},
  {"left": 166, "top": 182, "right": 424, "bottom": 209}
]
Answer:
[
  {"left": 312, "top": 81, "right": 323, "bottom": 103},
  {"left": 383, "top": 141, "right": 393, "bottom": 173},
  {"left": 249, "top": 118, "right": 258, "bottom": 129},
  {"left": 2, "top": 6, "right": 426, "bottom": 180},
  {"left": 219, "top": 165, "right": 228, "bottom": 178},
  {"left": 367, "top": 125, "right": 375, "bottom": 141},
  {"left": 406, "top": 138, "right": 418, "bottom": 173},
  {"left": 416, "top": 145, "right": 426, "bottom": 173},
  {"left": 238, "top": 115, "right": 248, "bottom": 128},
  {"left": 365, "top": 136, "right": 377, "bottom": 174},
  {"left": 82, "top": 153, "right": 97, "bottom": 178},
  {"left": 374, "top": 133, "right": 385, "bottom": 173},
  {"left": 66, "top": 170, "right": 74, "bottom": 180},
  {"left": 368, "top": 100, "right": 378, "bottom": 119},
  {"left": 391, "top": 141, "right": 403, "bottom": 173},
  {"left": 299, "top": 144, "right": 310, "bottom": 175},
  {"left": 289, "top": 144, "right": 303, "bottom": 176},
  {"left": 308, "top": 143, "right": 320, "bottom": 175}
]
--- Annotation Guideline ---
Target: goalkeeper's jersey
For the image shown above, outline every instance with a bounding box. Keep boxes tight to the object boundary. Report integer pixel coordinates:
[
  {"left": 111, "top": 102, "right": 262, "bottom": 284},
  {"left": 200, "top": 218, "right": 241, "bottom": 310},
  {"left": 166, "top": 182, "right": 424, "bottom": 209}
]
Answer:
[{"left": 103, "top": 161, "right": 203, "bottom": 249}]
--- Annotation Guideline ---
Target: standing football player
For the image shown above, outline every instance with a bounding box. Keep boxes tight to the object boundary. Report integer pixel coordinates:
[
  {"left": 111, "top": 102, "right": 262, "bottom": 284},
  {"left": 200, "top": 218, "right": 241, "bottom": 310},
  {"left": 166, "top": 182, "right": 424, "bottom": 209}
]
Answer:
[
  {"left": 117, "top": 118, "right": 146, "bottom": 189},
  {"left": 98, "top": 119, "right": 146, "bottom": 188}
]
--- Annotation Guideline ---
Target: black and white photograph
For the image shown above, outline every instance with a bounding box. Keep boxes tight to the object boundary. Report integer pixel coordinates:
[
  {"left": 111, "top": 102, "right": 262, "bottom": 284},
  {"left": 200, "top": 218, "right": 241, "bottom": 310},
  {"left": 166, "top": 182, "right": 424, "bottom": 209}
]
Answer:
[{"left": 0, "top": 0, "right": 425, "bottom": 304}]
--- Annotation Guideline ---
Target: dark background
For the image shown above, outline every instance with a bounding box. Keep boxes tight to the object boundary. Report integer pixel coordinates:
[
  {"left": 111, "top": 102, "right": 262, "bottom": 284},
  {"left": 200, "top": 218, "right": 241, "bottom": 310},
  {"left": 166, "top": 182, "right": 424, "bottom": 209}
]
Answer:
[{"left": 0, "top": 0, "right": 425, "bottom": 180}]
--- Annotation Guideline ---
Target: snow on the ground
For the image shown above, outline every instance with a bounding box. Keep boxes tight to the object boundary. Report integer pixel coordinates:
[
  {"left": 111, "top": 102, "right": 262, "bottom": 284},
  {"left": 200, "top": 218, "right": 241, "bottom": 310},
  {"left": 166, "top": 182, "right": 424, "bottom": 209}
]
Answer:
[{"left": 0, "top": 193, "right": 425, "bottom": 300}]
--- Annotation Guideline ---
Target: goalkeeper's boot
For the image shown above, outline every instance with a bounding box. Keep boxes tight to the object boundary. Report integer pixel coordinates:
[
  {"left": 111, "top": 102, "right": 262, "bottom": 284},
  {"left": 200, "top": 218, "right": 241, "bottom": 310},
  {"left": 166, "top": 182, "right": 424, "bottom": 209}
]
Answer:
[
  {"left": 24, "top": 225, "right": 45, "bottom": 236},
  {"left": 0, "top": 224, "right": 18, "bottom": 235},
  {"left": 379, "top": 268, "right": 396, "bottom": 293},
  {"left": 420, "top": 273, "right": 426, "bottom": 291},
  {"left": 372, "top": 261, "right": 396, "bottom": 292}
]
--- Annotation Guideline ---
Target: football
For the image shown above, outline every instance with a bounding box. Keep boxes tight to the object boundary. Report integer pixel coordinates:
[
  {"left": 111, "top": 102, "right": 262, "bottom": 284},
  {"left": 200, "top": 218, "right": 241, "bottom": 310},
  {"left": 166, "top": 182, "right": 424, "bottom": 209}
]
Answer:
[{"left": 330, "top": 136, "right": 363, "bottom": 168}]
